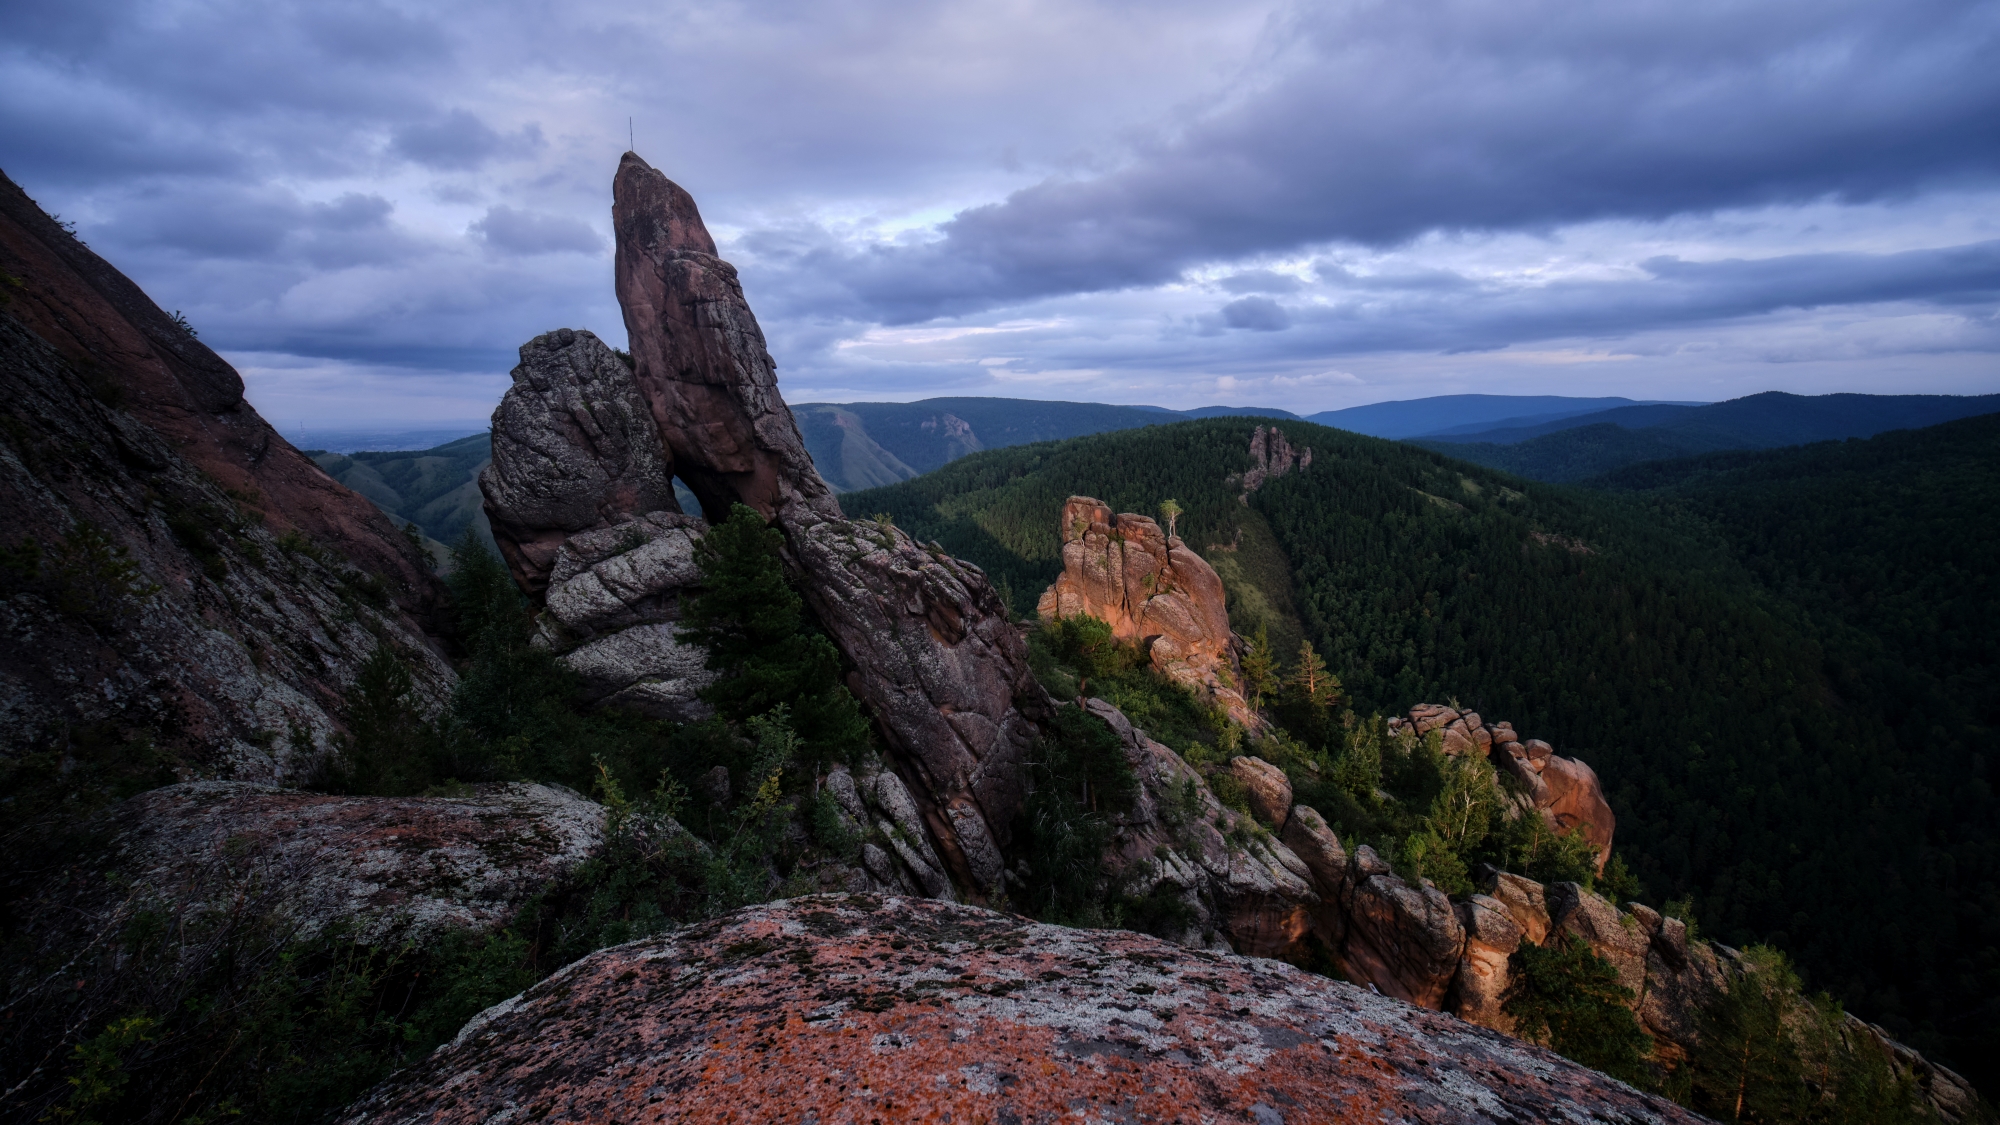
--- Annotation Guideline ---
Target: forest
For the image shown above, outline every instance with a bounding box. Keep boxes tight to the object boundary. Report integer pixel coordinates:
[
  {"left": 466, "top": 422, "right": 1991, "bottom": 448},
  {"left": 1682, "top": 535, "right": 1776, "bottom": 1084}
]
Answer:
[{"left": 845, "top": 413, "right": 2000, "bottom": 1098}]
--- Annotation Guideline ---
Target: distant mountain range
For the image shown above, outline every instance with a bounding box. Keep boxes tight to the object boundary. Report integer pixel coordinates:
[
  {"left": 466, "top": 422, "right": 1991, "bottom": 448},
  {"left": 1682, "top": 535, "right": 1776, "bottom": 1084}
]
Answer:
[
  {"left": 1411, "top": 391, "right": 2000, "bottom": 482},
  {"left": 1303, "top": 395, "right": 1704, "bottom": 439},
  {"left": 790, "top": 398, "right": 1300, "bottom": 492}
]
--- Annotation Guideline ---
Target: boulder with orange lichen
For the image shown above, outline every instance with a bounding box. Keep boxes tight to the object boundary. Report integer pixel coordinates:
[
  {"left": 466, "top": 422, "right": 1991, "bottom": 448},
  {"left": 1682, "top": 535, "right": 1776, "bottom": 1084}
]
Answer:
[{"left": 336, "top": 894, "right": 1705, "bottom": 1125}]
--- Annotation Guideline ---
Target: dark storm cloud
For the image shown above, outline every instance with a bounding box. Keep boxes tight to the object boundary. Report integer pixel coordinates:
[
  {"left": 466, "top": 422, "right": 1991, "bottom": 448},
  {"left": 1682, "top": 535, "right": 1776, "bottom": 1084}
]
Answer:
[
  {"left": 784, "top": 0, "right": 2000, "bottom": 323},
  {"left": 1220, "top": 296, "right": 1292, "bottom": 331},
  {"left": 391, "top": 111, "right": 543, "bottom": 171}
]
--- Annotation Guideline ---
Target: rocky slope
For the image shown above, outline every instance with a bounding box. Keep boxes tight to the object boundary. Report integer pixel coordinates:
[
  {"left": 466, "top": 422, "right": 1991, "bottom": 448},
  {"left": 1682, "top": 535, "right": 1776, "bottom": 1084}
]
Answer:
[
  {"left": 336, "top": 894, "right": 1701, "bottom": 1125},
  {"left": 1038, "top": 496, "right": 1259, "bottom": 727},
  {"left": 0, "top": 168, "right": 451, "bottom": 775}
]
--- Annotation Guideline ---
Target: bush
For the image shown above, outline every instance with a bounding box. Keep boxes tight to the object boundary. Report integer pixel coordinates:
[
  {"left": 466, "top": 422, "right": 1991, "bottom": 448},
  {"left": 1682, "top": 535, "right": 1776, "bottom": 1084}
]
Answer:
[{"left": 1012, "top": 706, "right": 1136, "bottom": 925}]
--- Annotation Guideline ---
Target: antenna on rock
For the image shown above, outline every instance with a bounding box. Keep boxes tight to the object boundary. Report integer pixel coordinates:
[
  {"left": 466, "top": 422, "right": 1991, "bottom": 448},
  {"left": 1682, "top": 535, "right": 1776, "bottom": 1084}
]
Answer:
[{"left": 628, "top": 117, "right": 634, "bottom": 151}]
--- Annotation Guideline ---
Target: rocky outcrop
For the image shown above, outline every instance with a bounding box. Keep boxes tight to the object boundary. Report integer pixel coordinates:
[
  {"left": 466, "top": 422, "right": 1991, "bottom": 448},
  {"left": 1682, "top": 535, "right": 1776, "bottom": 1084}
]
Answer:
[
  {"left": 23, "top": 781, "right": 605, "bottom": 951},
  {"left": 1394, "top": 703, "right": 1616, "bottom": 870},
  {"left": 1037, "top": 495, "right": 1257, "bottom": 726},
  {"left": 337, "top": 894, "right": 1703, "bottom": 1125},
  {"left": 534, "top": 511, "right": 715, "bottom": 721},
  {"left": 1451, "top": 894, "right": 1525, "bottom": 1030},
  {"left": 1083, "top": 698, "right": 1330, "bottom": 959},
  {"left": 1342, "top": 849, "right": 1468, "bottom": 1008},
  {"left": 480, "top": 328, "right": 681, "bottom": 595},
  {"left": 527, "top": 151, "right": 1055, "bottom": 899},
  {"left": 0, "top": 168, "right": 451, "bottom": 775},
  {"left": 1229, "top": 754, "right": 1292, "bottom": 828},
  {"left": 1236, "top": 423, "right": 1312, "bottom": 499}
]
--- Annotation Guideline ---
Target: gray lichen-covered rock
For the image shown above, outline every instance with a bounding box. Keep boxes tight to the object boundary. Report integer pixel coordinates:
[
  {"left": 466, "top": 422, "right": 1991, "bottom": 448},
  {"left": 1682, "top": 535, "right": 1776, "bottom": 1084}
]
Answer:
[
  {"left": 481, "top": 328, "right": 681, "bottom": 595},
  {"left": 531, "top": 510, "right": 716, "bottom": 722},
  {"left": 1228, "top": 754, "right": 1293, "bottom": 828},
  {"left": 336, "top": 895, "right": 1703, "bottom": 1125},
  {"left": 1081, "top": 698, "right": 1331, "bottom": 959},
  {"left": 0, "top": 171, "right": 451, "bottom": 777},
  {"left": 38, "top": 781, "right": 605, "bottom": 946}
]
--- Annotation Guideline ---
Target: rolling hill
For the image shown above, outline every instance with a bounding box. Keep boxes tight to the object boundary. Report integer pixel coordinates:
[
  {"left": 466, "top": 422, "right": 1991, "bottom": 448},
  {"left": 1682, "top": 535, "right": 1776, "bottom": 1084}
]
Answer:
[{"left": 1416, "top": 391, "right": 2000, "bottom": 481}]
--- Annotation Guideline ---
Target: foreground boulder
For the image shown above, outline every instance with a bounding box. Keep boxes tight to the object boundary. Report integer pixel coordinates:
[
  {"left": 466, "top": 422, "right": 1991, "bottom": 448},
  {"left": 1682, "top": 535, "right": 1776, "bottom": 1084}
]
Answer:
[
  {"left": 1038, "top": 496, "right": 1257, "bottom": 726},
  {"left": 336, "top": 894, "right": 1700, "bottom": 1125}
]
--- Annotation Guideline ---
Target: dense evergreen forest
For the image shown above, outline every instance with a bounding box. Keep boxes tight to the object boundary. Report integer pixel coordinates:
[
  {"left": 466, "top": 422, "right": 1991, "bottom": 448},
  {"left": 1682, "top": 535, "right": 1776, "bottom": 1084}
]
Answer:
[{"left": 845, "top": 414, "right": 2000, "bottom": 1097}]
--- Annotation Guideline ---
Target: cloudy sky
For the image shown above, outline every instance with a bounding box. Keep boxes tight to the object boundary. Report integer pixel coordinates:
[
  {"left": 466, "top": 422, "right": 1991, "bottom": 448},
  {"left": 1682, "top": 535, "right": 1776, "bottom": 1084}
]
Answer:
[{"left": 5, "top": 0, "right": 1998, "bottom": 427}]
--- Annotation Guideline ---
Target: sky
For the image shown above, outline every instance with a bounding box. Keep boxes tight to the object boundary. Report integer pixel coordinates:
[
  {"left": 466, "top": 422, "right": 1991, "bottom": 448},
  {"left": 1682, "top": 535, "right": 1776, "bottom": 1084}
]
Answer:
[{"left": 4, "top": 0, "right": 1998, "bottom": 427}]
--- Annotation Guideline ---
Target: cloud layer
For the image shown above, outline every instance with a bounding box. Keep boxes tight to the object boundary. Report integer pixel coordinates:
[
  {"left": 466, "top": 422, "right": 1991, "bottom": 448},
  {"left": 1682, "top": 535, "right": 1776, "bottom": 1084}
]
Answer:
[{"left": 3, "top": 0, "right": 1995, "bottom": 424}]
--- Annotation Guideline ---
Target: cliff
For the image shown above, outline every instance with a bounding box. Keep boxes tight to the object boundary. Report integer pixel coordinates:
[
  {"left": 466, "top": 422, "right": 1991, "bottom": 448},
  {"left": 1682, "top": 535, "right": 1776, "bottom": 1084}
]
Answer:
[{"left": 0, "top": 168, "right": 451, "bottom": 776}]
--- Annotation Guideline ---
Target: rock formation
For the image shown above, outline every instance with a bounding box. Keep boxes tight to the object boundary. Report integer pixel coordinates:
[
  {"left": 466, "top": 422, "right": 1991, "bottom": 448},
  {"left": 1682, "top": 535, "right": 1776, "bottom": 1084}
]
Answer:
[
  {"left": 480, "top": 152, "right": 1054, "bottom": 898},
  {"left": 481, "top": 328, "right": 681, "bottom": 595},
  {"left": 1395, "top": 702, "right": 1616, "bottom": 870},
  {"left": 336, "top": 894, "right": 1702, "bottom": 1125},
  {"left": 1037, "top": 495, "right": 1257, "bottom": 726},
  {"left": 0, "top": 168, "right": 451, "bottom": 775},
  {"left": 1236, "top": 423, "right": 1312, "bottom": 499}
]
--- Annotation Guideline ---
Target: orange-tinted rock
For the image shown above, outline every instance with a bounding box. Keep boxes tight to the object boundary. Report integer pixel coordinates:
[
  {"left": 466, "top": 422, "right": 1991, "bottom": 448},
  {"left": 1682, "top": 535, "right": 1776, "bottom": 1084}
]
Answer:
[
  {"left": 337, "top": 895, "right": 1703, "bottom": 1125},
  {"left": 1341, "top": 850, "right": 1466, "bottom": 1008},
  {"left": 1452, "top": 894, "right": 1524, "bottom": 1031},
  {"left": 1540, "top": 754, "right": 1616, "bottom": 871},
  {"left": 1037, "top": 496, "right": 1255, "bottom": 726}
]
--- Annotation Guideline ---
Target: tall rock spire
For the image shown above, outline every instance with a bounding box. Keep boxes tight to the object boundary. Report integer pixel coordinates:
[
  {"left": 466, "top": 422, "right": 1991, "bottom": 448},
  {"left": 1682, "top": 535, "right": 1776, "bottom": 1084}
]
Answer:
[
  {"left": 609, "top": 153, "right": 1052, "bottom": 898},
  {"left": 612, "top": 151, "right": 837, "bottom": 526}
]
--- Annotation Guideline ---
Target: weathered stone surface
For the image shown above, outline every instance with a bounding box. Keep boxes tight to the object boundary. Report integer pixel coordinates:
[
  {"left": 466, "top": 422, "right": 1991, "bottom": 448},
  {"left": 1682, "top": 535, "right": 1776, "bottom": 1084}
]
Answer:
[
  {"left": 530, "top": 510, "right": 716, "bottom": 722},
  {"left": 1343, "top": 864, "right": 1466, "bottom": 1008},
  {"left": 612, "top": 153, "right": 1052, "bottom": 897},
  {"left": 1037, "top": 496, "right": 1256, "bottom": 726},
  {"left": 1481, "top": 869, "right": 1552, "bottom": 946},
  {"left": 480, "top": 328, "right": 681, "bottom": 595},
  {"left": 1548, "top": 881, "right": 1652, "bottom": 997},
  {"left": 1452, "top": 894, "right": 1525, "bottom": 1031},
  {"left": 52, "top": 781, "right": 604, "bottom": 945},
  {"left": 1229, "top": 754, "right": 1293, "bottom": 828},
  {"left": 1400, "top": 703, "right": 1615, "bottom": 872},
  {"left": 1084, "top": 698, "right": 1329, "bottom": 958},
  {"left": 0, "top": 170, "right": 451, "bottom": 774},
  {"left": 1541, "top": 753, "right": 1617, "bottom": 869},
  {"left": 1280, "top": 805, "right": 1348, "bottom": 911},
  {"left": 1846, "top": 1016, "right": 1987, "bottom": 1125},
  {"left": 337, "top": 895, "right": 1703, "bottom": 1125}
]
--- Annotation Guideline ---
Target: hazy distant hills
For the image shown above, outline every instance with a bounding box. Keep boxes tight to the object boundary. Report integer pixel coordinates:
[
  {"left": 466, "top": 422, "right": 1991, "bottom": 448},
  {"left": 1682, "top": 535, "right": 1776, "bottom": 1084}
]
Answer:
[
  {"left": 791, "top": 397, "right": 1299, "bottom": 492},
  {"left": 304, "top": 433, "right": 497, "bottom": 560},
  {"left": 1303, "top": 394, "right": 1702, "bottom": 439},
  {"left": 1414, "top": 391, "right": 2000, "bottom": 482}
]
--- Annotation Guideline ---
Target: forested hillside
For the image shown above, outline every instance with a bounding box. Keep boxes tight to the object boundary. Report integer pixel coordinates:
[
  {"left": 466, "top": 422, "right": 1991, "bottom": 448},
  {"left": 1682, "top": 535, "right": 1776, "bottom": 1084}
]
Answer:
[{"left": 845, "top": 415, "right": 2000, "bottom": 1096}]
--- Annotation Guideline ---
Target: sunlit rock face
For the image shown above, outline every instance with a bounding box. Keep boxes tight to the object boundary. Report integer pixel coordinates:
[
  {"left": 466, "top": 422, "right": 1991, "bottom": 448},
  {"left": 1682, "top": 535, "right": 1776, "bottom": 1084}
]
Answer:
[
  {"left": 335, "top": 894, "right": 1705, "bottom": 1125},
  {"left": 1037, "top": 495, "right": 1258, "bottom": 727}
]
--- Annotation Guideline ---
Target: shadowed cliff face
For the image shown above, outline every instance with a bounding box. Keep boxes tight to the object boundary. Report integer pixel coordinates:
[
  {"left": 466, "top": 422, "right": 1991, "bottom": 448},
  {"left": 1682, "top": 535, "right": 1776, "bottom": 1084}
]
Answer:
[
  {"left": 334, "top": 894, "right": 1706, "bottom": 1125},
  {"left": 0, "top": 168, "right": 451, "bottom": 773}
]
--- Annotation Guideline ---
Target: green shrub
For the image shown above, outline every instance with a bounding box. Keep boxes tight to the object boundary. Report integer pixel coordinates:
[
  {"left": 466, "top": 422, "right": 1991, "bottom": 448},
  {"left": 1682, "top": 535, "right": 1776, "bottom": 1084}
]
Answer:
[{"left": 1503, "top": 934, "right": 1653, "bottom": 1087}]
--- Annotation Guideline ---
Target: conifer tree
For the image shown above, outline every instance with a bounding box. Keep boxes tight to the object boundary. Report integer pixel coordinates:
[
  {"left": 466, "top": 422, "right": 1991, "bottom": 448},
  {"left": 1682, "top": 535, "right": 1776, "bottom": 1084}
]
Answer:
[
  {"left": 1241, "top": 624, "right": 1278, "bottom": 709},
  {"left": 1158, "top": 498, "right": 1182, "bottom": 539}
]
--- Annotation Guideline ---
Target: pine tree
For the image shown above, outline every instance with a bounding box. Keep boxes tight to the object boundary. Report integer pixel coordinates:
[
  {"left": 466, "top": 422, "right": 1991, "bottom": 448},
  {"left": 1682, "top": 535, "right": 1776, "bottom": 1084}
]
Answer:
[
  {"left": 680, "top": 504, "right": 869, "bottom": 767},
  {"left": 1241, "top": 624, "right": 1278, "bottom": 709},
  {"left": 1158, "top": 498, "right": 1182, "bottom": 539}
]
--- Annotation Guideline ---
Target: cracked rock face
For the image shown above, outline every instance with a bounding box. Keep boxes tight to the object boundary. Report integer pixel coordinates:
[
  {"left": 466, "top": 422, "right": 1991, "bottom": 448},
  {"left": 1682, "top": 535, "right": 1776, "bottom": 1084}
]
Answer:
[
  {"left": 533, "top": 511, "right": 716, "bottom": 722},
  {"left": 337, "top": 894, "right": 1701, "bottom": 1125},
  {"left": 481, "top": 327, "right": 681, "bottom": 595},
  {"left": 32, "top": 781, "right": 605, "bottom": 948}
]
